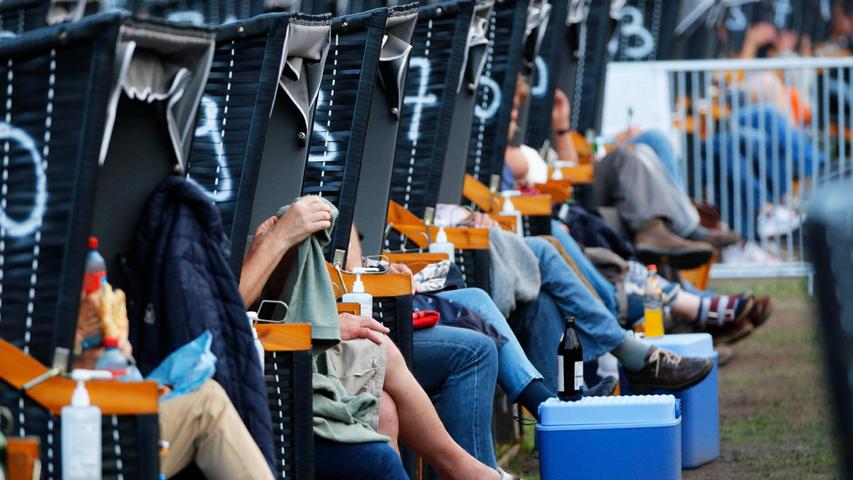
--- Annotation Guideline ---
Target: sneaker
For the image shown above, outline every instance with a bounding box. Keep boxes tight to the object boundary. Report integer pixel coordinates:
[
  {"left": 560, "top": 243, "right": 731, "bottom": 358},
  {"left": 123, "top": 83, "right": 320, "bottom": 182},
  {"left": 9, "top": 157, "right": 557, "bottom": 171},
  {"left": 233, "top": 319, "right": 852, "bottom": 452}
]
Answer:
[
  {"left": 758, "top": 205, "right": 802, "bottom": 238},
  {"left": 634, "top": 219, "right": 714, "bottom": 269},
  {"left": 721, "top": 241, "right": 780, "bottom": 265},
  {"left": 624, "top": 347, "right": 713, "bottom": 392}
]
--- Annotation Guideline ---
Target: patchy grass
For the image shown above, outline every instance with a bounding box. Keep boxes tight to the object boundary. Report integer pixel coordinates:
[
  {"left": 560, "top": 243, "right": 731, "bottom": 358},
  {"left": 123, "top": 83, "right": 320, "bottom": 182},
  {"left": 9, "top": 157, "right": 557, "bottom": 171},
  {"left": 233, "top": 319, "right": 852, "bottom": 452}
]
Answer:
[{"left": 501, "top": 278, "right": 841, "bottom": 480}]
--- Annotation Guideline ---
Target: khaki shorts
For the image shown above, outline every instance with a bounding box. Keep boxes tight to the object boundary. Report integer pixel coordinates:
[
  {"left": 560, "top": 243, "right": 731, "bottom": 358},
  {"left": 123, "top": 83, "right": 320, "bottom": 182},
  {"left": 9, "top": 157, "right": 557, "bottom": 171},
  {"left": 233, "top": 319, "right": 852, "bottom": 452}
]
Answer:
[{"left": 325, "top": 339, "right": 387, "bottom": 430}]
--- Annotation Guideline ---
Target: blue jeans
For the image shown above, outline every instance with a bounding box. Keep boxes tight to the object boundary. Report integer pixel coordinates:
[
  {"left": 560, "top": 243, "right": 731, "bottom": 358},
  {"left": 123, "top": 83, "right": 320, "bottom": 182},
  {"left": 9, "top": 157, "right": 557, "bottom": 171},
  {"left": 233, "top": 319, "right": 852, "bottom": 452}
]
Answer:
[
  {"left": 710, "top": 104, "right": 824, "bottom": 234},
  {"left": 435, "top": 288, "right": 543, "bottom": 402},
  {"left": 315, "top": 438, "right": 407, "bottom": 479},
  {"left": 549, "top": 220, "right": 618, "bottom": 316},
  {"left": 510, "top": 237, "right": 627, "bottom": 390},
  {"left": 632, "top": 129, "right": 682, "bottom": 187},
  {"left": 413, "top": 325, "right": 498, "bottom": 468}
]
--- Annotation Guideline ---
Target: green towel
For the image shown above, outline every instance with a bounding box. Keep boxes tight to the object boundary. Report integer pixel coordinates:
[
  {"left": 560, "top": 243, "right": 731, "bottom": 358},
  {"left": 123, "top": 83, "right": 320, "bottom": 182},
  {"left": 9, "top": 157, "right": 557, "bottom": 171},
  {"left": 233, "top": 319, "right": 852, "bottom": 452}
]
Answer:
[
  {"left": 311, "top": 354, "right": 389, "bottom": 444},
  {"left": 275, "top": 197, "right": 341, "bottom": 349},
  {"left": 273, "top": 196, "right": 387, "bottom": 444}
]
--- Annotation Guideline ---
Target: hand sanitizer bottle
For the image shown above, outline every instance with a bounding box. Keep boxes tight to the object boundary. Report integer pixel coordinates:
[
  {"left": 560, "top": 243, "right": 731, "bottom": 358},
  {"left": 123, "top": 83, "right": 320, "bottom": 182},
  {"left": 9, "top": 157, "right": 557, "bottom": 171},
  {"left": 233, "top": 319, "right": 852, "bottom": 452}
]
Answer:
[
  {"left": 342, "top": 268, "right": 376, "bottom": 318},
  {"left": 428, "top": 227, "right": 456, "bottom": 263},
  {"left": 247, "top": 312, "right": 265, "bottom": 372},
  {"left": 62, "top": 369, "right": 110, "bottom": 480}
]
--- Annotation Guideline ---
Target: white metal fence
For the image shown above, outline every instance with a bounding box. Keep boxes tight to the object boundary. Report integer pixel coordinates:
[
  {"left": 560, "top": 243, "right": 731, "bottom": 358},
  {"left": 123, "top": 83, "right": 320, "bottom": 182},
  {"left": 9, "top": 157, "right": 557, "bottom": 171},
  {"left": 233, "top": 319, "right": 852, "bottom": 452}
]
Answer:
[{"left": 603, "top": 56, "right": 853, "bottom": 279}]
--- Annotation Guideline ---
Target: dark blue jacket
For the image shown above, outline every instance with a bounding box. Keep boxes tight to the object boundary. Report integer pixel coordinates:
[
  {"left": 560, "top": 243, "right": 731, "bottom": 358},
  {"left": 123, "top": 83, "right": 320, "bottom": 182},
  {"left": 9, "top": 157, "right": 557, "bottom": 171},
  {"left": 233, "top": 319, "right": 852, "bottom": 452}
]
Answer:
[{"left": 125, "top": 176, "right": 274, "bottom": 469}]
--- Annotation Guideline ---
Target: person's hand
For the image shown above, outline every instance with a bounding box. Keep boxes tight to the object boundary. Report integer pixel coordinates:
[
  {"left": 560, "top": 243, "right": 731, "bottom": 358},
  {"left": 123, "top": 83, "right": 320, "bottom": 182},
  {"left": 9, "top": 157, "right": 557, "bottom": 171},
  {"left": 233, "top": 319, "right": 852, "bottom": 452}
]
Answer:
[
  {"left": 552, "top": 89, "right": 571, "bottom": 132},
  {"left": 389, "top": 263, "right": 416, "bottom": 294},
  {"left": 775, "top": 30, "right": 799, "bottom": 53},
  {"left": 744, "top": 23, "right": 777, "bottom": 50},
  {"left": 270, "top": 196, "right": 333, "bottom": 250},
  {"left": 388, "top": 263, "right": 413, "bottom": 276},
  {"left": 339, "top": 313, "right": 390, "bottom": 345},
  {"left": 468, "top": 212, "right": 498, "bottom": 229},
  {"left": 614, "top": 126, "right": 642, "bottom": 145}
]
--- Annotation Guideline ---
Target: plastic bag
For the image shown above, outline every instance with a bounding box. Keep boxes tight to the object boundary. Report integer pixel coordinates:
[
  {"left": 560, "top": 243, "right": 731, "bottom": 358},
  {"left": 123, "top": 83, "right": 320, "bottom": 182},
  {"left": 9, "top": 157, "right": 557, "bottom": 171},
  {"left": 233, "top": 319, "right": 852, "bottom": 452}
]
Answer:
[{"left": 146, "top": 330, "right": 217, "bottom": 401}]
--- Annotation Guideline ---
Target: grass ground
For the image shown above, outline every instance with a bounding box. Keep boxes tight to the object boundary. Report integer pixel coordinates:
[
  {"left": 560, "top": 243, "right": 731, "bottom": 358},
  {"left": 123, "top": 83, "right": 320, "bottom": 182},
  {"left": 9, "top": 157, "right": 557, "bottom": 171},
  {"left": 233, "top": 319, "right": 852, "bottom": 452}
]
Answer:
[{"left": 502, "top": 278, "right": 841, "bottom": 480}]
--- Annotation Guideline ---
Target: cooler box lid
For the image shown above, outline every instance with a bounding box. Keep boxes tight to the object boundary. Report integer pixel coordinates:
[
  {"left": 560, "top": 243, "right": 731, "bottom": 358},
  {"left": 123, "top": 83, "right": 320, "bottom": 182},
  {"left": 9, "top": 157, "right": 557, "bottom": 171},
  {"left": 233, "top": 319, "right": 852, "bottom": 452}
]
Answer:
[
  {"left": 642, "top": 333, "right": 714, "bottom": 357},
  {"left": 539, "top": 395, "right": 680, "bottom": 428}
]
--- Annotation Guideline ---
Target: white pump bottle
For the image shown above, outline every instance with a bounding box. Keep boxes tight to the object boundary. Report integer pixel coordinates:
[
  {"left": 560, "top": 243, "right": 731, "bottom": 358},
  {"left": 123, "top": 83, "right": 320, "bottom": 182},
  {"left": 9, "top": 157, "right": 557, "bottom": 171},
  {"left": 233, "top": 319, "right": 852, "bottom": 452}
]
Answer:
[
  {"left": 342, "top": 268, "right": 377, "bottom": 318},
  {"left": 62, "top": 369, "right": 110, "bottom": 480},
  {"left": 428, "top": 227, "right": 456, "bottom": 263}
]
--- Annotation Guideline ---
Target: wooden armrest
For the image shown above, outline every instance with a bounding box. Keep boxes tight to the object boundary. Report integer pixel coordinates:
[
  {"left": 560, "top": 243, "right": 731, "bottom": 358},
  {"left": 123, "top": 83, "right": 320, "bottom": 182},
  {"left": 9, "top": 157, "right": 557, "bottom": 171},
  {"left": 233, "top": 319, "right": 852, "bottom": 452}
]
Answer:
[
  {"left": 511, "top": 195, "right": 553, "bottom": 216},
  {"left": 386, "top": 200, "right": 426, "bottom": 227},
  {"left": 534, "top": 180, "right": 573, "bottom": 203},
  {"left": 384, "top": 252, "right": 449, "bottom": 274},
  {"left": 548, "top": 164, "right": 594, "bottom": 184},
  {"left": 337, "top": 302, "right": 362, "bottom": 316},
  {"left": 0, "top": 339, "right": 158, "bottom": 415},
  {"left": 391, "top": 224, "right": 490, "bottom": 250},
  {"left": 7, "top": 437, "right": 40, "bottom": 480},
  {"left": 326, "top": 263, "right": 413, "bottom": 298},
  {"left": 255, "top": 323, "right": 312, "bottom": 352},
  {"left": 462, "top": 175, "right": 553, "bottom": 216},
  {"left": 490, "top": 214, "right": 519, "bottom": 233}
]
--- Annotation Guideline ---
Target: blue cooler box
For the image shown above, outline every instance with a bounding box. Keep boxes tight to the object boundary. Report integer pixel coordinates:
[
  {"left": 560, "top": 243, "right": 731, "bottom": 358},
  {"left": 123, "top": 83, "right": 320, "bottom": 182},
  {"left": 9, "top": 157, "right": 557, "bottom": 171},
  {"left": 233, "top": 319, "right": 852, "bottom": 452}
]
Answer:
[
  {"left": 621, "top": 333, "right": 720, "bottom": 468},
  {"left": 536, "top": 395, "right": 682, "bottom": 480}
]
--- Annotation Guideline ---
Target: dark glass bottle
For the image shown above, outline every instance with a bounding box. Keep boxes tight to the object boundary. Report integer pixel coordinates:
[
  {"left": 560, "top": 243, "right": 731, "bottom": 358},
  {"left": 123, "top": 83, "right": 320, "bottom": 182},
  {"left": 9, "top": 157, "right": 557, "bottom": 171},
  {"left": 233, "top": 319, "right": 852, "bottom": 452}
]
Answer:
[{"left": 558, "top": 316, "right": 584, "bottom": 401}]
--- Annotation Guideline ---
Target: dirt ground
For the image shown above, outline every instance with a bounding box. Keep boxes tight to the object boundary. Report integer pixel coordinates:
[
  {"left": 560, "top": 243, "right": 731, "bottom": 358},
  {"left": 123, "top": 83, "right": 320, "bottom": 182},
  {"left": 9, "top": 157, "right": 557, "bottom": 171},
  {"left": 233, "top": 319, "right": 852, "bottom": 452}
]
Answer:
[{"left": 503, "top": 278, "right": 841, "bottom": 480}]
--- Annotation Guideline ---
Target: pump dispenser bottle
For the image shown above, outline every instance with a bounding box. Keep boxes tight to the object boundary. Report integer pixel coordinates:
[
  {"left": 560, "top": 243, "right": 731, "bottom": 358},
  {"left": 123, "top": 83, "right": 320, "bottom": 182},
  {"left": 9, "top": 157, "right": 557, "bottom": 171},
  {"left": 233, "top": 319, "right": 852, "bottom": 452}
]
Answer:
[
  {"left": 428, "top": 227, "right": 456, "bottom": 263},
  {"left": 62, "top": 369, "right": 110, "bottom": 480},
  {"left": 342, "top": 268, "right": 377, "bottom": 318}
]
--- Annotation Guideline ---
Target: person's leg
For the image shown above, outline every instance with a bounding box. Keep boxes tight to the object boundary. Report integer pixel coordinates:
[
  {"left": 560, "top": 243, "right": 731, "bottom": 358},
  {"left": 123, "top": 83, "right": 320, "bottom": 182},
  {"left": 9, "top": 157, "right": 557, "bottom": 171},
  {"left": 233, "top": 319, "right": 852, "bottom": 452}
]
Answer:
[
  {"left": 631, "top": 129, "right": 682, "bottom": 186},
  {"left": 523, "top": 237, "right": 627, "bottom": 360},
  {"left": 510, "top": 293, "right": 572, "bottom": 392},
  {"left": 314, "top": 438, "right": 408, "bottom": 480},
  {"left": 159, "top": 380, "right": 274, "bottom": 480},
  {"left": 397, "top": 328, "right": 500, "bottom": 478},
  {"left": 548, "top": 220, "right": 618, "bottom": 314},
  {"left": 379, "top": 390, "right": 400, "bottom": 453},
  {"left": 592, "top": 146, "right": 695, "bottom": 234},
  {"left": 434, "top": 288, "right": 542, "bottom": 402}
]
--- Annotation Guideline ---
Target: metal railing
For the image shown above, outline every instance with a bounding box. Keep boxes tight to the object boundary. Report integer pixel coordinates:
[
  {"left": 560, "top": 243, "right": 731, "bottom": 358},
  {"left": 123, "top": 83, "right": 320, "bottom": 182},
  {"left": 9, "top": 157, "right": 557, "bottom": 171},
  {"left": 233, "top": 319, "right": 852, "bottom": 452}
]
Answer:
[{"left": 604, "top": 56, "right": 853, "bottom": 279}]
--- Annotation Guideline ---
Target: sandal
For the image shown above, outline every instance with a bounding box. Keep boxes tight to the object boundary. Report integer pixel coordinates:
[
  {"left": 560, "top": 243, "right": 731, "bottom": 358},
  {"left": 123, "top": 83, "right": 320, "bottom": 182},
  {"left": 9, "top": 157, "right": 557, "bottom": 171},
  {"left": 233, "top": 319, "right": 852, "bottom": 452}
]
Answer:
[
  {"left": 695, "top": 294, "right": 755, "bottom": 344},
  {"left": 747, "top": 295, "right": 773, "bottom": 328}
]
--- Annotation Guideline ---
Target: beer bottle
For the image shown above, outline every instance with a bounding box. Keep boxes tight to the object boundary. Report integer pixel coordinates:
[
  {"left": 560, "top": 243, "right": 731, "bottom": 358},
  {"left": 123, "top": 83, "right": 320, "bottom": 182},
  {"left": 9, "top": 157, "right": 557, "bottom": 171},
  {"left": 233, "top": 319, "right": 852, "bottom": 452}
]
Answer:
[{"left": 558, "top": 316, "right": 584, "bottom": 401}]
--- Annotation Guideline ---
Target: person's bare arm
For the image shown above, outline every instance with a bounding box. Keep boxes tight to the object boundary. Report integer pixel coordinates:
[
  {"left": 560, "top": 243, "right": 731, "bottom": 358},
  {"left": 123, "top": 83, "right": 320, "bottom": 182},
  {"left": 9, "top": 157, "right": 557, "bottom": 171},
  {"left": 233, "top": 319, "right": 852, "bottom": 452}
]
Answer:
[
  {"left": 551, "top": 89, "right": 579, "bottom": 163},
  {"left": 240, "top": 197, "right": 333, "bottom": 306},
  {"left": 345, "top": 224, "right": 363, "bottom": 271},
  {"left": 505, "top": 145, "right": 529, "bottom": 186}
]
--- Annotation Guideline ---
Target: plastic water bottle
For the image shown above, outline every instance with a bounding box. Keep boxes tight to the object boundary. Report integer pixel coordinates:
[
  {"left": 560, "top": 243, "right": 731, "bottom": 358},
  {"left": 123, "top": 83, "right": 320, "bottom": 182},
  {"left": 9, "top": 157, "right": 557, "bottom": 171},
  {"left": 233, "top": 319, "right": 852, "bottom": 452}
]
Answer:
[
  {"left": 428, "top": 227, "right": 456, "bottom": 263},
  {"left": 643, "top": 265, "right": 665, "bottom": 337},
  {"left": 83, "top": 236, "right": 107, "bottom": 296},
  {"left": 94, "top": 337, "right": 130, "bottom": 377},
  {"left": 62, "top": 369, "right": 110, "bottom": 480},
  {"left": 342, "top": 268, "right": 376, "bottom": 318}
]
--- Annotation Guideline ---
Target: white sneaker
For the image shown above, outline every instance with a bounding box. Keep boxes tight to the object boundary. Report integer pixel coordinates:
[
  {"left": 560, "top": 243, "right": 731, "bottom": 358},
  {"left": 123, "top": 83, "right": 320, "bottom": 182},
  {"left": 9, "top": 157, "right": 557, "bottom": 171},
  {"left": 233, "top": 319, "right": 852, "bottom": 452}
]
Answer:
[
  {"left": 757, "top": 205, "right": 802, "bottom": 238},
  {"left": 722, "top": 242, "right": 781, "bottom": 265}
]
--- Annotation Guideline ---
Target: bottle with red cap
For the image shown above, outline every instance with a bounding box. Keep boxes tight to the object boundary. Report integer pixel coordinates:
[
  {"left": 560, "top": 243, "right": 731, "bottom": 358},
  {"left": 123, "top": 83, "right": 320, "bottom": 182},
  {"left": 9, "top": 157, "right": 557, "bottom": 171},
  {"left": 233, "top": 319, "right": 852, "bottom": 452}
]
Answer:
[
  {"left": 94, "top": 337, "right": 129, "bottom": 377},
  {"left": 644, "top": 264, "right": 665, "bottom": 337},
  {"left": 83, "top": 236, "right": 107, "bottom": 296}
]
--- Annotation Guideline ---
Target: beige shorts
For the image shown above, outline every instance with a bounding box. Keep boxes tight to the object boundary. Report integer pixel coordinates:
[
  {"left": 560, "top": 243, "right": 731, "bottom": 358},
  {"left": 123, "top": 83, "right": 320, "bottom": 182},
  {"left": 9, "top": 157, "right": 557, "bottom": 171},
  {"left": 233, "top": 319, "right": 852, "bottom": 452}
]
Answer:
[{"left": 325, "top": 339, "right": 387, "bottom": 430}]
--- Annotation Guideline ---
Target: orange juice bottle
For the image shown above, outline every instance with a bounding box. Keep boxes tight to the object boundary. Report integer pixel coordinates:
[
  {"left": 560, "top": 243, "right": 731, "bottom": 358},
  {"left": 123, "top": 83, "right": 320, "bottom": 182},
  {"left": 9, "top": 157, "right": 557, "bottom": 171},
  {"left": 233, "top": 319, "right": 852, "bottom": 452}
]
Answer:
[{"left": 644, "top": 265, "right": 665, "bottom": 337}]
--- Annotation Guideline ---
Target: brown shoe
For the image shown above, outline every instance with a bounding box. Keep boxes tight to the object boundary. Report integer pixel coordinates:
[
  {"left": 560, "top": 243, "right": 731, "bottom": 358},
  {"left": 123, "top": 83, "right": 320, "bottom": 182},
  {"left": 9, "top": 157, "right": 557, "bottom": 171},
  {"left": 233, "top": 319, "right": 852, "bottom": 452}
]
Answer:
[
  {"left": 634, "top": 219, "right": 714, "bottom": 269},
  {"left": 691, "top": 227, "right": 742, "bottom": 248},
  {"left": 747, "top": 295, "right": 773, "bottom": 328}
]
